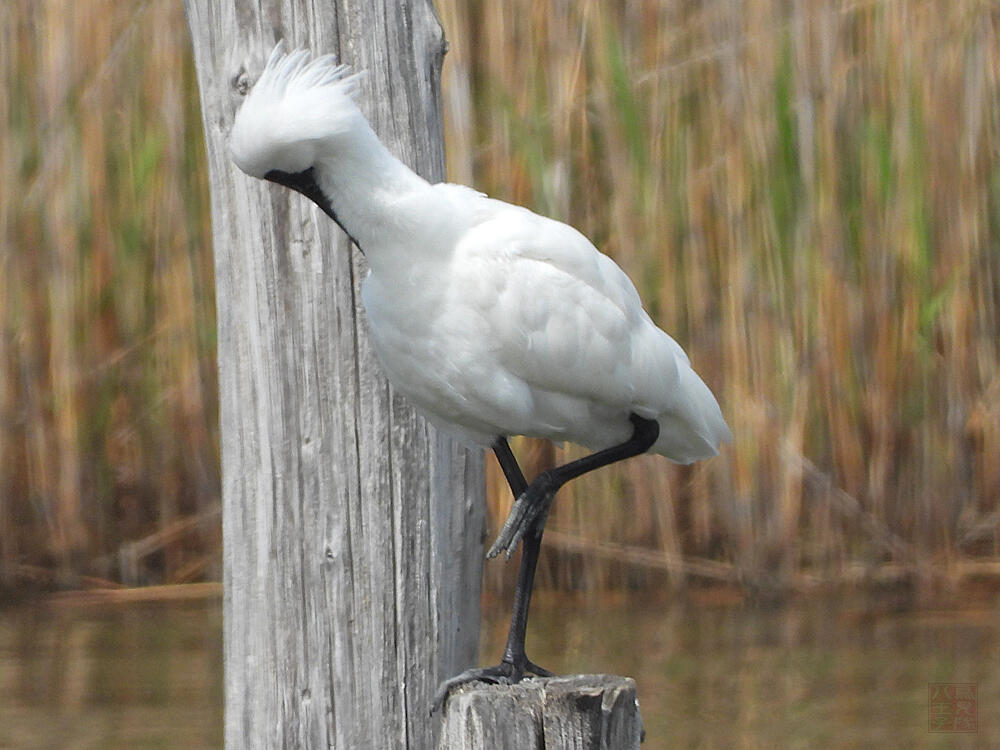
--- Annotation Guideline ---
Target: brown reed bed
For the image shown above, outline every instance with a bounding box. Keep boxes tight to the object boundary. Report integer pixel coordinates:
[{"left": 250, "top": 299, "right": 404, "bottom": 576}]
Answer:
[
  {"left": 438, "top": 0, "right": 1000, "bottom": 592},
  {"left": 2, "top": 0, "right": 998, "bottom": 594},
  {"left": 1, "top": 0, "right": 219, "bottom": 589}
]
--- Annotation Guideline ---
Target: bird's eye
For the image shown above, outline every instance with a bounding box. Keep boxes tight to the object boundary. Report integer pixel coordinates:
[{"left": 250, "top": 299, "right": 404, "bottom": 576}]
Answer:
[{"left": 233, "top": 67, "right": 250, "bottom": 97}]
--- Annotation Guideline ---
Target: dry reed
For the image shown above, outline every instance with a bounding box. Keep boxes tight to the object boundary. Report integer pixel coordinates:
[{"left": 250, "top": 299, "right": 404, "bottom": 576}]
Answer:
[
  {"left": 2, "top": 0, "right": 998, "bottom": 592},
  {"left": 437, "top": 0, "right": 1000, "bottom": 591},
  {"left": 1, "top": 0, "right": 218, "bottom": 588}
]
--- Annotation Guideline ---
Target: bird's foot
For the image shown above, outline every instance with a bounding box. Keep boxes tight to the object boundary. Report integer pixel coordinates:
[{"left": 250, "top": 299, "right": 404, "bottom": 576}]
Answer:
[
  {"left": 431, "top": 657, "right": 554, "bottom": 713},
  {"left": 487, "top": 472, "right": 558, "bottom": 559}
]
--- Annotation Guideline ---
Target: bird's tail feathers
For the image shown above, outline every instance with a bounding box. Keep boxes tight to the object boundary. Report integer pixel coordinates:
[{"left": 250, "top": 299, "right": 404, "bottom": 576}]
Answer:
[
  {"left": 632, "top": 328, "right": 730, "bottom": 463},
  {"left": 652, "top": 366, "right": 731, "bottom": 463}
]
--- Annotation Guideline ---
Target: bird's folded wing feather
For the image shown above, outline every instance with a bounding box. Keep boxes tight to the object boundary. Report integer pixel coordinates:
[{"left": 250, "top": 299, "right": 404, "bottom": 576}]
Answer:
[{"left": 448, "top": 200, "right": 685, "bottom": 422}]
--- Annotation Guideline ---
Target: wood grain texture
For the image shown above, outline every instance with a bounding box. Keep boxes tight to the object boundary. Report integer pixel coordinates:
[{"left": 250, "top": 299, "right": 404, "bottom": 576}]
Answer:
[
  {"left": 182, "top": 2, "right": 486, "bottom": 748},
  {"left": 438, "top": 675, "right": 645, "bottom": 750}
]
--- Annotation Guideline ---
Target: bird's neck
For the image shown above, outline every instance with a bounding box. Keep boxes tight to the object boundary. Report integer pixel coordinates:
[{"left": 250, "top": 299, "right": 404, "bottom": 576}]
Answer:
[{"left": 313, "top": 121, "right": 431, "bottom": 267}]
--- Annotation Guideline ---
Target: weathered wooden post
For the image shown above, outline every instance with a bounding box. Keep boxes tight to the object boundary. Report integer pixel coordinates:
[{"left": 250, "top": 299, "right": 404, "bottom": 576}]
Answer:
[
  {"left": 183, "top": 2, "right": 485, "bottom": 748},
  {"left": 439, "top": 675, "right": 645, "bottom": 750}
]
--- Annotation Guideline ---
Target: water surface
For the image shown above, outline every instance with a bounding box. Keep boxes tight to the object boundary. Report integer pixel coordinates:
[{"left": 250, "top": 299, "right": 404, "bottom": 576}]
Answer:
[
  {"left": 1, "top": 590, "right": 996, "bottom": 749},
  {"left": 0, "top": 598, "right": 223, "bottom": 750},
  {"left": 484, "top": 591, "right": 999, "bottom": 750}
]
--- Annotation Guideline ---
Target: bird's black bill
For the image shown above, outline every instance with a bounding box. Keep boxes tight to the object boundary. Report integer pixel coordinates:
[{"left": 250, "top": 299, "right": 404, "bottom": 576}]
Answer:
[
  {"left": 264, "top": 167, "right": 362, "bottom": 251},
  {"left": 264, "top": 167, "right": 335, "bottom": 218}
]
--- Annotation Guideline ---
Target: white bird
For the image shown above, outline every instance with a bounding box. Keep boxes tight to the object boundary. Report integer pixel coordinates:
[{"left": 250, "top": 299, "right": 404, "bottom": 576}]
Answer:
[{"left": 230, "top": 44, "right": 731, "bottom": 707}]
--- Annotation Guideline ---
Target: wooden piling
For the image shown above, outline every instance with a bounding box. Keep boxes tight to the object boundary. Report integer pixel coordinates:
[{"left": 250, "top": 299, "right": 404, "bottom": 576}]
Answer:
[
  {"left": 183, "top": 2, "right": 486, "bottom": 748},
  {"left": 438, "top": 675, "right": 644, "bottom": 750}
]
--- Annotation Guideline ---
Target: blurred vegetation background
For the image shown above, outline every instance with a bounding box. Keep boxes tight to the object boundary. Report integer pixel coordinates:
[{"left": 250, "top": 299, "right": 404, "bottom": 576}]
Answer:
[{"left": 1, "top": 0, "right": 998, "bottom": 595}]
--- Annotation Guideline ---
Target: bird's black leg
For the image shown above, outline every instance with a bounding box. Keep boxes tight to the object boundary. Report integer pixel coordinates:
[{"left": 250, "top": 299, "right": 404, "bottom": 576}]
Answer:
[
  {"left": 431, "top": 437, "right": 552, "bottom": 712},
  {"left": 488, "top": 413, "right": 660, "bottom": 559},
  {"left": 431, "top": 413, "right": 659, "bottom": 712},
  {"left": 490, "top": 437, "right": 552, "bottom": 676}
]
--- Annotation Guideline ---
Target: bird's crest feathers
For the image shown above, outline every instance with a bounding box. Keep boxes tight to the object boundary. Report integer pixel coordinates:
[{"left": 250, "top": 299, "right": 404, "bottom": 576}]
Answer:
[{"left": 230, "top": 42, "right": 366, "bottom": 178}]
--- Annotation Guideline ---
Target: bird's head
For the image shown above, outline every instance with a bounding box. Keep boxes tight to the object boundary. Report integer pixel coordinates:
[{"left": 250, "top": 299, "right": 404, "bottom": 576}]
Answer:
[{"left": 229, "top": 43, "right": 365, "bottom": 181}]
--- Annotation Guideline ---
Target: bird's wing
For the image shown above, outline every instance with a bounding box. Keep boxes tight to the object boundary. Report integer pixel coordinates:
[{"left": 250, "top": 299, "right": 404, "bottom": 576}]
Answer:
[{"left": 448, "top": 200, "right": 686, "bottom": 426}]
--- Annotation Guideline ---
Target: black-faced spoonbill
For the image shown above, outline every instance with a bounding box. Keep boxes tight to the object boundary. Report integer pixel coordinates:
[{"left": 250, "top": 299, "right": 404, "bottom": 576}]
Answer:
[{"left": 229, "top": 45, "right": 731, "bottom": 710}]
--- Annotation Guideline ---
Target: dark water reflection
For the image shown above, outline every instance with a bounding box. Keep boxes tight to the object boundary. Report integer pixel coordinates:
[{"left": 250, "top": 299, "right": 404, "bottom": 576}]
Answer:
[{"left": 1, "top": 591, "right": 997, "bottom": 748}]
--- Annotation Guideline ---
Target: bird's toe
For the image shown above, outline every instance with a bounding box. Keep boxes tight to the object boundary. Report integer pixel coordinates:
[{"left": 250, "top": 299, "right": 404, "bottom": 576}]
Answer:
[
  {"left": 431, "top": 663, "right": 517, "bottom": 714},
  {"left": 487, "top": 479, "right": 557, "bottom": 559},
  {"left": 432, "top": 656, "right": 556, "bottom": 713}
]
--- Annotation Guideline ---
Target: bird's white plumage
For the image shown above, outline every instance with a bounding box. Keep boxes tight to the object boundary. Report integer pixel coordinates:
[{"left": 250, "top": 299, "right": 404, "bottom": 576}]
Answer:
[{"left": 230, "top": 46, "right": 731, "bottom": 464}]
